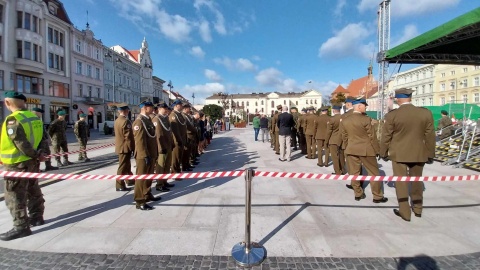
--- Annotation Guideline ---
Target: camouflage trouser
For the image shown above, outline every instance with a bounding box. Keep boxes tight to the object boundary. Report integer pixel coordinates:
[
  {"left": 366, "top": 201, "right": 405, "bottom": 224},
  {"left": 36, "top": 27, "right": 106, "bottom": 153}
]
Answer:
[
  {"left": 52, "top": 140, "right": 69, "bottom": 162},
  {"left": 77, "top": 139, "right": 88, "bottom": 159},
  {"left": 4, "top": 160, "right": 45, "bottom": 229}
]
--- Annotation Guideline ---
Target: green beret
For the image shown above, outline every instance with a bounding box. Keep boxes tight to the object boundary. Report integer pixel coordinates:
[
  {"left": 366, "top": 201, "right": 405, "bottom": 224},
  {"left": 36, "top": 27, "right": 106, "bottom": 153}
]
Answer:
[
  {"left": 57, "top": 110, "right": 67, "bottom": 116},
  {"left": 79, "top": 113, "right": 87, "bottom": 117},
  {"left": 441, "top": 110, "right": 448, "bottom": 115},
  {"left": 32, "top": 107, "right": 44, "bottom": 113},
  {"left": 4, "top": 91, "right": 27, "bottom": 101}
]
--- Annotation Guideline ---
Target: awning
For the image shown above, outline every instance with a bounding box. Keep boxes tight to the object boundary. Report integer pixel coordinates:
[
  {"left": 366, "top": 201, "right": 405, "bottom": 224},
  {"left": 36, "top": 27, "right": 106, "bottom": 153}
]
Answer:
[{"left": 381, "top": 7, "right": 480, "bottom": 65}]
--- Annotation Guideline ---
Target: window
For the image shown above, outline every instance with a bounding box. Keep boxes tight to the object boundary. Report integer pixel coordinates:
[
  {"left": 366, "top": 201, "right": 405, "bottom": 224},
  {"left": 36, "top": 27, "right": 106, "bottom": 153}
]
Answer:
[
  {"left": 48, "top": 53, "right": 64, "bottom": 71},
  {"left": 441, "top": 73, "right": 445, "bottom": 78},
  {"left": 450, "top": 81, "right": 455, "bottom": 90},
  {"left": 17, "top": 11, "right": 22, "bottom": 28},
  {"left": 88, "top": 86, "right": 92, "bottom": 97},
  {"left": 76, "top": 61, "right": 82, "bottom": 74},
  {"left": 271, "top": 101, "right": 274, "bottom": 108},
  {"left": 48, "top": 81, "right": 69, "bottom": 98},
  {"left": 463, "top": 67, "right": 468, "bottom": 73},
  {"left": 246, "top": 101, "right": 249, "bottom": 106},
  {"left": 16, "top": 40, "right": 22, "bottom": 58},
  {"left": 441, "top": 83, "right": 445, "bottom": 91},
  {"left": 283, "top": 100, "right": 286, "bottom": 105},
  {"left": 421, "top": 85, "right": 425, "bottom": 94},
  {"left": 463, "top": 94, "right": 468, "bottom": 103},
  {"left": 48, "top": 27, "right": 64, "bottom": 47},
  {"left": 255, "top": 102, "right": 258, "bottom": 106},
  {"left": 95, "top": 68, "right": 100, "bottom": 79},
  {"left": 0, "top": 70, "right": 3, "bottom": 90},
  {"left": 261, "top": 100, "right": 264, "bottom": 105},
  {"left": 429, "top": 84, "right": 433, "bottom": 92},
  {"left": 87, "top": 65, "right": 92, "bottom": 77},
  {"left": 451, "top": 70, "right": 456, "bottom": 75},
  {"left": 14, "top": 74, "right": 43, "bottom": 95},
  {"left": 296, "top": 101, "right": 298, "bottom": 105},
  {"left": 97, "top": 87, "right": 101, "bottom": 98},
  {"left": 76, "top": 40, "right": 81, "bottom": 52},
  {"left": 96, "top": 49, "right": 100, "bottom": 60},
  {"left": 32, "top": 15, "right": 38, "bottom": 33},
  {"left": 0, "top": 5, "right": 3, "bottom": 23},
  {"left": 440, "top": 97, "right": 446, "bottom": 105},
  {"left": 33, "top": 44, "right": 38, "bottom": 61},
  {"left": 24, "top": 41, "right": 31, "bottom": 60},
  {"left": 421, "top": 99, "right": 425, "bottom": 106},
  {"left": 475, "top": 93, "right": 479, "bottom": 103},
  {"left": 429, "top": 98, "right": 433, "bottom": 106},
  {"left": 450, "top": 96, "right": 455, "bottom": 103},
  {"left": 475, "top": 77, "right": 479, "bottom": 87},
  {"left": 24, "top": 12, "right": 31, "bottom": 30},
  {"left": 78, "top": 84, "right": 83, "bottom": 96},
  {"left": 462, "top": 79, "right": 468, "bottom": 88}
]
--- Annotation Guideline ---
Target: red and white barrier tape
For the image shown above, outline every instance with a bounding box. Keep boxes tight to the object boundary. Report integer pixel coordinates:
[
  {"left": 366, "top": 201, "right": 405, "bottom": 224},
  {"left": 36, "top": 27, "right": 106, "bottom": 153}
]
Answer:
[{"left": 0, "top": 170, "right": 479, "bottom": 182}]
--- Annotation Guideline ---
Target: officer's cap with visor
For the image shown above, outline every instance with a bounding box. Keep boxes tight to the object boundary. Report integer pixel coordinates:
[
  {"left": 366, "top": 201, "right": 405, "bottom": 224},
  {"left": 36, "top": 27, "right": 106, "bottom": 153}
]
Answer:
[
  {"left": 394, "top": 88, "right": 415, "bottom": 98},
  {"left": 139, "top": 101, "right": 154, "bottom": 108}
]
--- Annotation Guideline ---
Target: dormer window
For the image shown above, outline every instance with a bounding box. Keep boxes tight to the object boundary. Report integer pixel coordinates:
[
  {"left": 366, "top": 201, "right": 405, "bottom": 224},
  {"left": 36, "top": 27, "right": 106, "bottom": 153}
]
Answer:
[{"left": 48, "top": 3, "right": 58, "bottom": 15}]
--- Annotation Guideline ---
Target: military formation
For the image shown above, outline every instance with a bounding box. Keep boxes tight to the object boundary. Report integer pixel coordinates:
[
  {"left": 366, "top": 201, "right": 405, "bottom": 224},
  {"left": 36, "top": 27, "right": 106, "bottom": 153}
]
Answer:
[{"left": 267, "top": 88, "right": 435, "bottom": 222}]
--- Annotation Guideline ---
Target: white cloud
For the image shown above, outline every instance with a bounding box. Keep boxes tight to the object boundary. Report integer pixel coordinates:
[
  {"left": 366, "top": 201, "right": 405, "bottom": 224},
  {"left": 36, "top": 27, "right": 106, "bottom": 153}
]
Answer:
[
  {"left": 318, "top": 23, "right": 374, "bottom": 59},
  {"left": 391, "top": 24, "right": 419, "bottom": 47},
  {"left": 213, "top": 57, "right": 257, "bottom": 71},
  {"left": 251, "top": 55, "right": 261, "bottom": 61},
  {"left": 189, "top": 46, "right": 205, "bottom": 59},
  {"left": 334, "top": 0, "right": 347, "bottom": 17},
  {"left": 182, "top": 82, "right": 226, "bottom": 104},
  {"left": 255, "top": 68, "right": 300, "bottom": 92},
  {"left": 204, "top": 69, "right": 222, "bottom": 81},
  {"left": 198, "top": 20, "right": 212, "bottom": 42},
  {"left": 194, "top": 0, "right": 227, "bottom": 35},
  {"left": 358, "top": 0, "right": 460, "bottom": 17}
]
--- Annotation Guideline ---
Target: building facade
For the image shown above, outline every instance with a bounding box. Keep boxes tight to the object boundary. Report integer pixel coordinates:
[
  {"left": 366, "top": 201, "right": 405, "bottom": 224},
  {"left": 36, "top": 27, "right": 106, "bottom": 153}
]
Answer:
[
  {"left": 388, "top": 64, "right": 435, "bottom": 107},
  {"left": 70, "top": 24, "right": 104, "bottom": 129},
  {"left": 0, "top": 0, "right": 72, "bottom": 124},
  {"left": 433, "top": 64, "right": 480, "bottom": 106},
  {"left": 205, "top": 90, "right": 323, "bottom": 119},
  {"left": 152, "top": 75, "right": 164, "bottom": 104}
]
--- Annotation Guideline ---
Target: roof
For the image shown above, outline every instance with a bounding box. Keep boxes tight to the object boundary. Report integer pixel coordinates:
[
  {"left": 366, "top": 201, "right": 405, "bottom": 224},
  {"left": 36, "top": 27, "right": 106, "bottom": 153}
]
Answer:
[
  {"left": 332, "top": 85, "right": 347, "bottom": 94},
  {"left": 345, "top": 75, "right": 373, "bottom": 97},
  {"left": 128, "top": 50, "right": 140, "bottom": 62},
  {"left": 383, "top": 7, "right": 480, "bottom": 65},
  {"left": 43, "top": 0, "right": 72, "bottom": 25}
]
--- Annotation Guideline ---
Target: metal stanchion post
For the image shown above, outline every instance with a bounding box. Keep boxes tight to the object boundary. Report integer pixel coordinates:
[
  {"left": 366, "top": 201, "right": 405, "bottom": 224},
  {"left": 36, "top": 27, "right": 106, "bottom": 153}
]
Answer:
[{"left": 231, "top": 168, "right": 267, "bottom": 267}]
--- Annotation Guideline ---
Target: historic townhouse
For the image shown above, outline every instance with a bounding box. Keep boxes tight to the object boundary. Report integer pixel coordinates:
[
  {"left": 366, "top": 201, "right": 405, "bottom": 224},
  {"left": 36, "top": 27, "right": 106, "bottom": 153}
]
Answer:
[
  {"left": 389, "top": 64, "right": 435, "bottom": 107},
  {"left": 71, "top": 23, "right": 104, "bottom": 129},
  {"left": 0, "top": 0, "right": 72, "bottom": 124},
  {"left": 433, "top": 64, "right": 480, "bottom": 106}
]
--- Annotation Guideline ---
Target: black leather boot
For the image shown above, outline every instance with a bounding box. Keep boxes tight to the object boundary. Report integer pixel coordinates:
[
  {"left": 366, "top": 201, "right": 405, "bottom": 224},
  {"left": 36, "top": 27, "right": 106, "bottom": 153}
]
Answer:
[{"left": 0, "top": 227, "right": 32, "bottom": 241}]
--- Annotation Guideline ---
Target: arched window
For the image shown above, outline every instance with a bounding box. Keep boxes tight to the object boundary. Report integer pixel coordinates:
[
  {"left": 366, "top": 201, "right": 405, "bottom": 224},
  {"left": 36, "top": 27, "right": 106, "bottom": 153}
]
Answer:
[
  {"left": 247, "top": 101, "right": 249, "bottom": 106},
  {"left": 271, "top": 101, "right": 274, "bottom": 107},
  {"left": 261, "top": 100, "right": 264, "bottom": 105},
  {"left": 310, "top": 99, "right": 313, "bottom": 104},
  {"left": 314, "top": 100, "right": 317, "bottom": 104},
  {"left": 306, "top": 100, "right": 309, "bottom": 104},
  {"left": 255, "top": 102, "right": 258, "bottom": 106}
]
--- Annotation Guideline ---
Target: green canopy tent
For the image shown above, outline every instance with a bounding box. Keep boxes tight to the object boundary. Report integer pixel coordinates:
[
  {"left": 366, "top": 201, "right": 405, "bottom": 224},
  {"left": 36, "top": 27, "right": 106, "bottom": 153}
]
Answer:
[{"left": 382, "top": 7, "right": 480, "bottom": 65}]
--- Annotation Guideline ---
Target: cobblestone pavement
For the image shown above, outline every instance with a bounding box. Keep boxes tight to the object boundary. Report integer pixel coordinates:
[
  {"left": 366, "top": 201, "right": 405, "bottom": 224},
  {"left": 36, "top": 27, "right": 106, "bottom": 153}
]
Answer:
[{"left": 0, "top": 247, "right": 479, "bottom": 270}]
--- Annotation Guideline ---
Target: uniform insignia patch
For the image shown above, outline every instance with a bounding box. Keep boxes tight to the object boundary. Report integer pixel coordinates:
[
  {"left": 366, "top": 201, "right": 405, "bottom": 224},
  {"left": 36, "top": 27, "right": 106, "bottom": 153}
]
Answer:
[
  {"left": 7, "top": 120, "right": 15, "bottom": 125},
  {"left": 7, "top": 128, "right": 14, "bottom": 135},
  {"left": 134, "top": 126, "right": 140, "bottom": 131},
  {"left": 153, "top": 122, "right": 157, "bottom": 126}
]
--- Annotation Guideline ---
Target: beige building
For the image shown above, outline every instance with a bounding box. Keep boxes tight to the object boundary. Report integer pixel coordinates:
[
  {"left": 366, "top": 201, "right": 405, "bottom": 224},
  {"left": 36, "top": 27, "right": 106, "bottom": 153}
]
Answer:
[
  {"left": 205, "top": 90, "right": 323, "bottom": 119},
  {"left": 433, "top": 64, "right": 480, "bottom": 106},
  {"left": 0, "top": 0, "right": 73, "bottom": 124},
  {"left": 388, "top": 64, "right": 436, "bottom": 107}
]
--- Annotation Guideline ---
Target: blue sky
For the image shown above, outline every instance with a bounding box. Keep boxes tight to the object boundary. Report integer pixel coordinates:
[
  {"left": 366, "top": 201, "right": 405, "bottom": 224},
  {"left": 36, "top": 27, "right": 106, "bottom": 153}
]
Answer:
[{"left": 63, "top": 0, "right": 479, "bottom": 104}]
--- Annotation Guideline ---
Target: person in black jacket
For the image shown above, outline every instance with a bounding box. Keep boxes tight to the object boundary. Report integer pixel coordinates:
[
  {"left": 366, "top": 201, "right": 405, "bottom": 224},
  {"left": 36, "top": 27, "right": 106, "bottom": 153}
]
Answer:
[
  {"left": 259, "top": 114, "right": 269, "bottom": 142},
  {"left": 277, "top": 105, "right": 294, "bottom": 162}
]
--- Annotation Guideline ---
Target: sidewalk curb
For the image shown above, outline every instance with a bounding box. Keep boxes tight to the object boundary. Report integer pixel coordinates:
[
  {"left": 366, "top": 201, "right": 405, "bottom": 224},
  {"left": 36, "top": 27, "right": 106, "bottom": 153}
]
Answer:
[{"left": 0, "top": 159, "right": 118, "bottom": 202}]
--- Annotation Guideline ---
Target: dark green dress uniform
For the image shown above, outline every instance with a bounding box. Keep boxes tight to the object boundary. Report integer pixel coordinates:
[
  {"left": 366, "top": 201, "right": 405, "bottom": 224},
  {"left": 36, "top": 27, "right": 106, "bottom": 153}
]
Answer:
[
  {"left": 152, "top": 106, "right": 174, "bottom": 189},
  {"left": 380, "top": 88, "right": 436, "bottom": 221},
  {"left": 341, "top": 110, "right": 384, "bottom": 201},
  {"left": 183, "top": 112, "right": 197, "bottom": 171},
  {"left": 437, "top": 113, "right": 453, "bottom": 140},
  {"left": 74, "top": 115, "right": 90, "bottom": 161},
  {"left": 0, "top": 92, "right": 46, "bottom": 240},
  {"left": 48, "top": 111, "right": 71, "bottom": 166},
  {"left": 170, "top": 103, "right": 187, "bottom": 175},
  {"left": 133, "top": 105, "right": 159, "bottom": 209},
  {"left": 114, "top": 106, "right": 135, "bottom": 190}
]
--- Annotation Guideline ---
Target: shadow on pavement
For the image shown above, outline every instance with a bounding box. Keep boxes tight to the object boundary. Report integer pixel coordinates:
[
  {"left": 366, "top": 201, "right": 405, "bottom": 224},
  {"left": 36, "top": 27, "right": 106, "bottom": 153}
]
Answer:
[{"left": 396, "top": 254, "right": 439, "bottom": 270}]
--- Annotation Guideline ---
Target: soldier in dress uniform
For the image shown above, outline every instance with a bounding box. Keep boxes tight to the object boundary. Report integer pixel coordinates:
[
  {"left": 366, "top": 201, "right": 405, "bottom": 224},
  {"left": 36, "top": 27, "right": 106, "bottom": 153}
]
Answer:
[
  {"left": 169, "top": 99, "right": 187, "bottom": 180},
  {"left": 272, "top": 105, "right": 282, "bottom": 154},
  {"left": 114, "top": 104, "right": 135, "bottom": 191},
  {"left": 74, "top": 113, "right": 90, "bottom": 162},
  {"left": 32, "top": 107, "right": 57, "bottom": 171},
  {"left": 182, "top": 104, "right": 196, "bottom": 171},
  {"left": 437, "top": 110, "right": 453, "bottom": 140},
  {"left": 48, "top": 110, "right": 73, "bottom": 167},
  {"left": 325, "top": 105, "right": 345, "bottom": 175},
  {"left": 269, "top": 111, "right": 278, "bottom": 149},
  {"left": 152, "top": 102, "right": 175, "bottom": 192},
  {"left": 0, "top": 91, "right": 46, "bottom": 241},
  {"left": 132, "top": 101, "right": 160, "bottom": 210},
  {"left": 380, "top": 88, "right": 435, "bottom": 222},
  {"left": 290, "top": 107, "right": 300, "bottom": 151},
  {"left": 315, "top": 106, "right": 330, "bottom": 167},
  {"left": 298, "top": 108, "right": 307, "bottom": 155},
  {"left": 341, "top": 99, "right": 387, "bottom": 203},
  {"left": 304, "top": 107, "right": 317, "bottom": 159},
  {"left": 342, "top": 96, "right": 355, "bottom": 188}
]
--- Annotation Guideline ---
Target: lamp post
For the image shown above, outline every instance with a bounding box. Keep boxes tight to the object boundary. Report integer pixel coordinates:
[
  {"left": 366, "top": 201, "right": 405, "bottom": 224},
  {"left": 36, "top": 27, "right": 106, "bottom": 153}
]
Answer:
[
  {"left": 167, "top": 80, "right": 173, "bottom": 104},
  {"left": 192, "top": 92, "right": 195, "bottom": 106}
]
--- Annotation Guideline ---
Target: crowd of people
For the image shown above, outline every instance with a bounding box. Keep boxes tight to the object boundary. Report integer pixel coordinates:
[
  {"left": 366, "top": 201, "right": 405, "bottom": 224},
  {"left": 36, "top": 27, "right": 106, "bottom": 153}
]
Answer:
[
  {"left": 253, "top": 88, "right": 436, "bottom": 222},
  {"left": 0, "top": 91, "right": 215, "bottom": 241}
]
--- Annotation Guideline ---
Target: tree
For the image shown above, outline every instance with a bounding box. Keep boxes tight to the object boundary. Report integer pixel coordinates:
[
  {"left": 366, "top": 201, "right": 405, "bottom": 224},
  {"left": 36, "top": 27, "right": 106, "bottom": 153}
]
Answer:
[
  {"left": 202, "top": 104, "right": 223, "bottom": 121},
  {"left": 330, "top": 92, "right": 346, "bottom": 105}
]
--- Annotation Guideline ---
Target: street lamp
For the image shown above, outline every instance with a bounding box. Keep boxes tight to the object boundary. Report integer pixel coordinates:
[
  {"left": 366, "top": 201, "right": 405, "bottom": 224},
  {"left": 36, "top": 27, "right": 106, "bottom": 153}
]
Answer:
[
  {"left": 167, "top": 80, "right": 173, "bottom": 104},
  {"left": 192, "top": 92, "right": 195, "bottom": 105},
  {"left": 105, "top": 52, "right": 122, "bottom": 120}
]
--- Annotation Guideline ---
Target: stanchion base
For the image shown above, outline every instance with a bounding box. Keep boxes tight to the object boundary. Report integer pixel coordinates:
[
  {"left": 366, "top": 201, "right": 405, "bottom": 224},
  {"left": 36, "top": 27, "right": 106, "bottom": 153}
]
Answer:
[{"left": 231, "top": 242, "right": 267, "bottom": 267}]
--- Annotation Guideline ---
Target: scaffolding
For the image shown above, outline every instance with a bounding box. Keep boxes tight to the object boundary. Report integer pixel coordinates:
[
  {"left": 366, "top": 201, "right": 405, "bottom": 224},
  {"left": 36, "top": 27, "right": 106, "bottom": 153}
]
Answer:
[{"left": 376, "top": 0, "right": 391, "bottom": 119}]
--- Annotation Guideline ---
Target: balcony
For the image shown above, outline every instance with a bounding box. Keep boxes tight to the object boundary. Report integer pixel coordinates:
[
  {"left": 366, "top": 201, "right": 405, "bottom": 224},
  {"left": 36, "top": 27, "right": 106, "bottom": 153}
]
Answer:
[
  {"left": 15, "top": 58, "right": 44, "bottom": 74},
  {"left": 74, "top": 96, "right": 104, "bottom": 105}
]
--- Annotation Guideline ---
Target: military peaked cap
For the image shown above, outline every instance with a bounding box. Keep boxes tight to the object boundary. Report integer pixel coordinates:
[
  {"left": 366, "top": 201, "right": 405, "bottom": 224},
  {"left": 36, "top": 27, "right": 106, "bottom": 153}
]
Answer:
[{"left": 394, "top": 88, "right": 415, "bottom": 98}]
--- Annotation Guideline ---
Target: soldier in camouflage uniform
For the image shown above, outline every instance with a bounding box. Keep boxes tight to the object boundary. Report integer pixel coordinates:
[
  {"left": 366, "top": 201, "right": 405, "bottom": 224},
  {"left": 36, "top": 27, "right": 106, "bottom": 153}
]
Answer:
[
  {"left": 48, "top": 110, "right": 72, "bottom": 167},
  {"left": 32, "top": 108, "right": 57, "bottom": 171},
  {"left": 290, "top": 107, "right": 300, "bottom": 151},
  {"left": 74, "top": 113, "right": 91, "bottom": 162},
  {"left": 0, "top": 91, "right": 46, "bottom": 241}
]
